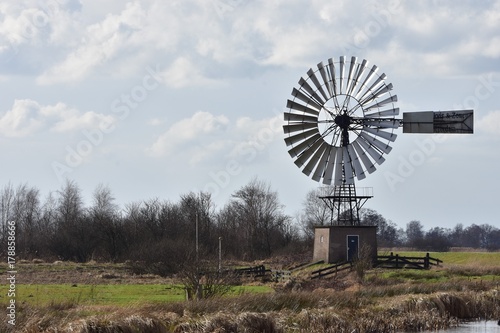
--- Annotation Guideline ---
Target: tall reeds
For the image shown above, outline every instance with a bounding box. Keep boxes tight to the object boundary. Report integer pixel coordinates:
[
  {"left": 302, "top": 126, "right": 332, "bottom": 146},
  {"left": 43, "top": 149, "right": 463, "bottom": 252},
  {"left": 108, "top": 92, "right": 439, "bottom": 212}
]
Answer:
[{"left": 12, "top": 289, "right": 499, "bottom": 333}]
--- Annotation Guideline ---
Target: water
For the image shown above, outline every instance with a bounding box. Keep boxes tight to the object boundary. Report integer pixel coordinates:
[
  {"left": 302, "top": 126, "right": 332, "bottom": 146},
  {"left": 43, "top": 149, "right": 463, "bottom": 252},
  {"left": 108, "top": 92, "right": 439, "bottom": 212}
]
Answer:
[{"left": 423, "top": 321, "right": 500, "bottom": 332}]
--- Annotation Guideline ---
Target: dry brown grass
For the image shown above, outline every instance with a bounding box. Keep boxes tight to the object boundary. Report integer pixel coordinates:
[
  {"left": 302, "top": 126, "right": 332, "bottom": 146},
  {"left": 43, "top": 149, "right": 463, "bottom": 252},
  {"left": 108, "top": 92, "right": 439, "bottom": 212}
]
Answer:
[
  {"left": 4, "top": 259, "right": 500, "bottom": 332},
  {"left": 7, "top": 288, "right": 499, "bottom": 333},
  {"left": 445, "top": 263, "right": 500, "bottom": 277}
]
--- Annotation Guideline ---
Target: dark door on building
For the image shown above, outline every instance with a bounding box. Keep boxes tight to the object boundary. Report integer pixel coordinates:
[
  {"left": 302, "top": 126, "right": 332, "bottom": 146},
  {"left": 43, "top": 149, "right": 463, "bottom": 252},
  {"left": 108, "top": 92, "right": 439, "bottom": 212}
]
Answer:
[{"left": 347, "top": 235, "right": 359, "bottom": 262}]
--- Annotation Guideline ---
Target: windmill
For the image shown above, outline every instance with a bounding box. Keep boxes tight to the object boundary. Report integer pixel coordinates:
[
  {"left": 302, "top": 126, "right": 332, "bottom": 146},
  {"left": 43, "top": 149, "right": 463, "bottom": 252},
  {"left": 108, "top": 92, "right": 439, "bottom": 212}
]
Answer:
[{"left": 283, "top": 56, "right": 473, "bottom": 262}]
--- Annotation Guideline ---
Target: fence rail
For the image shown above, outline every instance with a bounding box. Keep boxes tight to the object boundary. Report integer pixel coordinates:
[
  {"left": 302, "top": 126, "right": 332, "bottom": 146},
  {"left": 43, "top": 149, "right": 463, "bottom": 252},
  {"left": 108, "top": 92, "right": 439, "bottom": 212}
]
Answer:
[
  {"left": 234, "top": 265, "right": 269, "bottom": 277},
  {"left": 376, "top": 252, "right": 443, "bottom": 269},
  {"left": 311, "top": 261, "right": 353, "bottom": 279},
  {"left": 234, "top": 265, "right": 291, "bottom": 282}
]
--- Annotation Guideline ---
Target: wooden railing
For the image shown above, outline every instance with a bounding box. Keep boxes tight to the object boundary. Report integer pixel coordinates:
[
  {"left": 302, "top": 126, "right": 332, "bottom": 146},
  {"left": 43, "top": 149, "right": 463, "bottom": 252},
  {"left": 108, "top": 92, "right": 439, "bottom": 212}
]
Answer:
[
  {"left": 376, "top": 252, "right": 443, "bottom": 269},
  {"left": 311, "top": 261, "right": 353, "bottom": 279},
  {"left": 234, "top": 265, "right": 291, "bottom": 282},
  {"left": 234, "top": 265, "right": 268, "bottom": 277}
]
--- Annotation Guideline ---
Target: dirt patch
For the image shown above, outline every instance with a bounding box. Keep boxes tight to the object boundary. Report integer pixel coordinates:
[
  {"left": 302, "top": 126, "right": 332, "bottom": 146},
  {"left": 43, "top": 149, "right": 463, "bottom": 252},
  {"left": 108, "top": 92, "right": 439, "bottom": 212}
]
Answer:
[{"left": 4, "top": 261, "right": 173, "bottom": 285}]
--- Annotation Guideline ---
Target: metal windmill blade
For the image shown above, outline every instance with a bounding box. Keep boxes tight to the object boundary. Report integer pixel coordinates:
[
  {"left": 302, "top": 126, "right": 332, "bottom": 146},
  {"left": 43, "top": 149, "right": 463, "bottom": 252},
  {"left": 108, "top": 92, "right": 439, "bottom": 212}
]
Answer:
[{"left": 283, "top": 57, "right": 399, "bottom": 186}]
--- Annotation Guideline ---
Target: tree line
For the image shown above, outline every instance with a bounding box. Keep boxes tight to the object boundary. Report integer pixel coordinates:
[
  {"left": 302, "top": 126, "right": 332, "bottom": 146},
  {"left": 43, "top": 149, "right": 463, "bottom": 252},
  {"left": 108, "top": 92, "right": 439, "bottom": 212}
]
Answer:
[
  {"left": 296, "top": 188, "right": 500, "bottom": 252},
  {"left": 0, "top": 178, "right": 299, "bottom": 275},
  {"left": 1, "top": 180, "right": 499, "bottom": 275}
]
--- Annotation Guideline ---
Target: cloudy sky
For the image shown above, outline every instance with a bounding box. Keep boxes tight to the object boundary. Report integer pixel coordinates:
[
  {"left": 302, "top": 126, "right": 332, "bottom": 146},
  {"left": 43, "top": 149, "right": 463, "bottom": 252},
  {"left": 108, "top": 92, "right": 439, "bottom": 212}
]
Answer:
[{"left": 1, "top": 0, "right": 499, "bottom": 230}]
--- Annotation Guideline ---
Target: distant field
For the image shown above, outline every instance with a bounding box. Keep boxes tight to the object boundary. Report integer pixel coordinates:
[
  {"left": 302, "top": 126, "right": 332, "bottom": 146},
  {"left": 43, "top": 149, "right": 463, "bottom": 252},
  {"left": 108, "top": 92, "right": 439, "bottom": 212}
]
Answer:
[
  {"left": 10, "top": 284, "right": 273, "bottom": 307},
  {"left": 2, "top": 252, "right": 499, "bottom": 308},
  {"left": 15, "top": 284, "right": 184, "bottom": 306},
  {"left": 380, "top": 251, "right": 500, "bottom": 266},
  {"left": 2, "top": 253, "right": 500, "bottom": 332}
]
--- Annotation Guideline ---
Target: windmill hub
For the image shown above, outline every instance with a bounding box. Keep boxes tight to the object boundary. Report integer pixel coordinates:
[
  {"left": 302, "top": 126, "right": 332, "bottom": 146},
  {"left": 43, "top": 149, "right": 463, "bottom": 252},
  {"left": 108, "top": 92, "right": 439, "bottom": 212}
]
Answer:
[{"left": 334, "top": 114, "right": 351, "bottom": 129}]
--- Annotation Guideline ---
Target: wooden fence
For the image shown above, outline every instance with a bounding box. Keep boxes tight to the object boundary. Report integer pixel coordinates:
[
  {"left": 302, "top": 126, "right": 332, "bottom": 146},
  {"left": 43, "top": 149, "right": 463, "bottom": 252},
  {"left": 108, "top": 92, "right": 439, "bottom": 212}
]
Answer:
[
  {"left": 310, "top": 253, "right": 443, "bottom": 279},
  {"left": 234, "top": 265, "right": 292, "bottom": 282},
  {"left": 311, "top": 261, "right": 353, "bottom": 279},
  {"left": 234, "top": 265, "right": 269, "bottom": 277},
  {"left": 376, "top": 252, "right": 443, "bottom": 269},
  {"left": 233, "top": 253, "right": 442, "bottom": 282}
]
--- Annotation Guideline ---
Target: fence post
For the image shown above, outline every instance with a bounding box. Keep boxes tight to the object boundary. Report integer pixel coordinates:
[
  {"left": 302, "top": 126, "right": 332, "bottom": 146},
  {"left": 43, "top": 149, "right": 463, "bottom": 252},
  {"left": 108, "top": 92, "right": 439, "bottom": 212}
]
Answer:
[{"left": 424, "top": 253, "right": 430, "bottom": 269}]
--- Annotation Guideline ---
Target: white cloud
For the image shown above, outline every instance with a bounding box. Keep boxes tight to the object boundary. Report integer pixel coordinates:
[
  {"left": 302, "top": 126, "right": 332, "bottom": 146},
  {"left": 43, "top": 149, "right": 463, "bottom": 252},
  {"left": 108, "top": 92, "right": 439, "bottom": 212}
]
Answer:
[
  {"left": 0, "top": 99, "right": 44, "bottom": 137},
  {"left": 161, "top": 57, "right": 220, "bottom": 88},
  {"left": 0, "top": 1, "right": 81, "bottom": 61},
  {"left": 476, "top": 110, "right": 500, "bottom": 136},
  {"left": 0, "top": 6, "right": 46, "bottom": 45},
  {"left": 147, "top": 112, "right": 283, "bottom": 170},
  {"left": 228, "top": 115, "right": 282, "bottom": 158},
  {"left": 41, "top": 103, "right": 116, "bottom": 133},
  {"left": 147, "top": 111, "right": 230, "bottom": 158},
  {"left": 0, "top": 99, "right": 116, "bottom": 137},
  {"left": 36, "top": 2, "right": 147, "bottom": 84},
  {"left": 0, "top": 0, "right": 498, "bottom": 85}
]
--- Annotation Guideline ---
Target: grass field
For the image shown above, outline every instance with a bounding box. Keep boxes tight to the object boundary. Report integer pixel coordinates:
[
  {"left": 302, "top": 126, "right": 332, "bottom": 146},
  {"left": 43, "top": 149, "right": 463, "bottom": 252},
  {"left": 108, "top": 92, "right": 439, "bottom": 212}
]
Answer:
[
  {"left": 16, "top": 284, "right": 186, "bottom": 306},
  {"left": 3, "top": 251, "right": 500, "bottom": 306},
  {"left": 380, "top": 250, "right": 500, "bottom": 266},
  {"left": 8, "top": 284, "right": 274, "bottom": 307},
  {"left": 1, "top": 251, "right": 499, "bottom": 332}
]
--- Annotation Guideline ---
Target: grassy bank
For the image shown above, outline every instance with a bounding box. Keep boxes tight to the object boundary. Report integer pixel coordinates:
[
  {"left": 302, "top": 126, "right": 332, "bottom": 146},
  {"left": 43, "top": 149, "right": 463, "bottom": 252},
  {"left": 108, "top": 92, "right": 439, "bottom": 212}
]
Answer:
[
  {"left": 381, "top": 250, "right": 500, "bottom": 266},
  {"left": 1, "top": 253, "right": 499, "bottom": 332},
  {"left": 11, "top": 284, "right": 273, "bottom": 307},
  {"left": 5, "top": 287, "right": 499, "bottom": 332}
]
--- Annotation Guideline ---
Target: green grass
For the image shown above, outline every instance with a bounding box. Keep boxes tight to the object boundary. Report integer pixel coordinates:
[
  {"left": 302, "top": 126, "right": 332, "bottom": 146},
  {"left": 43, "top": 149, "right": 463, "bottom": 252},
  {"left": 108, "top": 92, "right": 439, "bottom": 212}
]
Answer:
[
  {"left": 378, "top": 269, "right": 447, "bottom": 282},
  {"left": 16, "top": 284, "right": 185, "bottom": 306},
  {"left": 372, "top": 251, "right": 500, "bottom": 284},
  {"left": 379, "top": 251, "right": 500, "bottom": 266},
  {"left": 12, "top": 284, "right": 274, "bottom": 307}
]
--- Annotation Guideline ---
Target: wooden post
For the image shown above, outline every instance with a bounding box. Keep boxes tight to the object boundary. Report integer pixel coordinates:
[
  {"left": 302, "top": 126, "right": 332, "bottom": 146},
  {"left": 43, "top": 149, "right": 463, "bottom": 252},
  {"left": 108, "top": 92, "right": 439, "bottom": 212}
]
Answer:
[
  {"left": 196, "top": 284, "right": 203, "bottom": 300},
  {"left": 424, "top": 253, "right": 430, "bottom": 269}
]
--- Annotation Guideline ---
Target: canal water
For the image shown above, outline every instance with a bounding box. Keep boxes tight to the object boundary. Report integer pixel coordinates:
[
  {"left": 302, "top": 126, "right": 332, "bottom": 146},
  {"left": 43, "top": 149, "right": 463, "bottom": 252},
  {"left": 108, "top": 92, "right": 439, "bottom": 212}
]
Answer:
[{"left": 423, "top": 321, "right": 500, "bottom": 332}]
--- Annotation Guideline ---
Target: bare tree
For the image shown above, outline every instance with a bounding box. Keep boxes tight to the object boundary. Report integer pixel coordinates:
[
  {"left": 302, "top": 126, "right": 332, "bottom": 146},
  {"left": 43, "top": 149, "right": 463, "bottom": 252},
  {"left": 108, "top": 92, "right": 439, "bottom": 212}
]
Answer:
[
  {"left": 424, "top": 227, "right": 451, "bottom": 251},
  {"left": 90, "top": 184, "right": 123, "bottom": 261},
  {"left": 215, "top": 202, "right": 245, "bottom": 258},
  {"left": 0, "top": 183, "right": 15, "bottom": 247},
  {"left": 231, "top": 178, "right": 290, "bottom": 258},
  {"left": 11, "top": 184, "right": 41, "bottom": 258},
  {"left": 38, "top": 192, "right": 58, "bottom": 258},
  {"left": 178, "top": 251, "right": 235, "bottom": 300},
  {"left": 406, "top": 220, "right": 425, "bottom": 248},
  {"left": 52, "top": 180, "right": 94, "bottom": 261},
  {"left": 361, "top": 209, "right": 400, "bottom": 247},
  {"left": 56, "top": 180, "right": 84, "bottom": 225},
  {"left": 353, "top": 244, "right": 373, "bottom": 283},
  {"left": 180, "top": 191, "right": 216, "bottom": 252},
  {"left": 299, "top": 187, "right": 333, "bottom": 240}
]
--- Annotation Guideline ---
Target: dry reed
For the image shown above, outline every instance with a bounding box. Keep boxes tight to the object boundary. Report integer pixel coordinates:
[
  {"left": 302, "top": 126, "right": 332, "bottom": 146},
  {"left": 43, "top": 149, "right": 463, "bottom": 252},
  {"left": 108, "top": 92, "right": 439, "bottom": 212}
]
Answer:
[{"left": 6, "top": 274, "right": 500, "bottom": 333}]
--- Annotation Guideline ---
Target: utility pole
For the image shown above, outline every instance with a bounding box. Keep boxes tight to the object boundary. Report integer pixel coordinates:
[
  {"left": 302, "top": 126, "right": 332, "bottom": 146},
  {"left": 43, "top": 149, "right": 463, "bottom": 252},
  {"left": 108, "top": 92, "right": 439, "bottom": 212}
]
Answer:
[
  {"left": 218, "top": 236, "right": 222, "bottom": 272},
  {"left": 195, "top": 213, "right": 199, "bottom": 263},
  {"left": 195, "top": 212, "right": 201, "bottom": 300}
]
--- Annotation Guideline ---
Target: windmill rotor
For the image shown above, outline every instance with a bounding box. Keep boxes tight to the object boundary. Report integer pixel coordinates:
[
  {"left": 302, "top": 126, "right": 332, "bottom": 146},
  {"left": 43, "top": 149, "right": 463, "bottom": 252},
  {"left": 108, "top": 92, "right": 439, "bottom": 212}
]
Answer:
[
  {"left": 284, "top": 55, "right": 473, "bottom": 227},
  {"left": 284, "top": 56, "right": 399, "bottom": 186}
]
